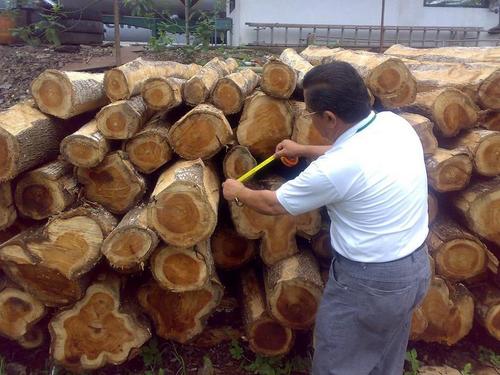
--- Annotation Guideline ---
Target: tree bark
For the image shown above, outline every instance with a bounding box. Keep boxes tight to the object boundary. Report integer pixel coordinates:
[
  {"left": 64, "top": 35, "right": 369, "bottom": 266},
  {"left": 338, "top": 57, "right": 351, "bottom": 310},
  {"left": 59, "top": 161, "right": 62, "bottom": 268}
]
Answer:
[
  {"left": 141, "top": 77, "right": 185, "bottom": 111},
  {"left": 104, "top": 57, "right": 201, "bottom": 101},
  {"left": 0, "top": 287, "right": 45, "bottom": 342},
  {"left": 410, "top": 277, "right": 474, "bottom": 345},
  {"left": 264, "top": 251, "right": 323, "bottom": 329},
  {"left": 261, "top": 57, "right": 297, "bottom": 99},
  {"left": 60, "top": 119, "right": 110, "bottom": 168},
  {"left": 240, "top": 267, "right": 294, "bottom": 356},
  {"left": 77, "top": 151, "right": 146, "bottom": 215},
  {"left": 427, "top": 216, "right": 493, "bottom": 281},
  {"left": 0, "top": 101, "right": 83, "bottom": 182},
  {"left": 211, "top": 224, "right": 257, "bottom": 270},
  {"left": 138, "top": 279, "right": 223, "bottom": 343},
  {"left": 237, "top": 92, "right": 294, "bottom": 159},
  {"left": 279, "top": 48, "right": 313, "bottom": 89},
  {"left": 229, "top": 177, "right": 321, "bottom": 266},
  {"left": 222, "top": 145, "right": 257, "bottom": 180},
  {"left": 183, "top": 57, "right": 239, "bottom": 106},
  {"left": 149, "top": 159, "right": 219, "bottom": 247},
  {"left": 0, "top": 182, "right": 16, "bottom": 231},
  {"left": 0, "top": 204, "right": 116, "bottom": 306},
  {"left": 14, "top": 160, "right": 78, "bottom": 220},
  {"left": 124, "top": 116, "right": 173, "bottom": 174},
  {"left": 399, "top": 88, "right": 479, "bottom": 137},
  {"left": 300, "top": 45, "right": 342, "bottom": 65},
  {"left": 101, "top": 204, "right": 158, "bottom": 272},
  {"left": 468, "top": 283, "right": 500, "bottom": 340},
  {"left": 49, "top": 276, "right": 151, "bottom": 372},
  {"left": 96, "top": 96, "right": 154, "bottom": 140},
  {"left": 31, "top": 70, "right": 108, "bottom": 119},
  {"left": 384, "top": 44, "right": 500, "bottom": 64},
  {"left": 168, "top": 104, "right": 233, "bottom": 160},
  {"left": 425, "top": 148, "right": 472, "bottom": 192},
  {"left": 211, "top": 69, "right": 261, "bottom": 114},
  {"left": 452, "top": 176, "right": 500, "bottom": 247},
  {"left": 418, "top": 366, "right": 462, "bottom": 375},
  {"left": 291, "top": 101, "right": 331, "bottom": 147},
  {"left": 299, "top": 46, "right": 417, "bottom": 108},
  {"left": 442, "top": 129, "right": 500, "bottom": 177},
  {"left": 399, "top": 112, "right": 438, "bottom": 156}
]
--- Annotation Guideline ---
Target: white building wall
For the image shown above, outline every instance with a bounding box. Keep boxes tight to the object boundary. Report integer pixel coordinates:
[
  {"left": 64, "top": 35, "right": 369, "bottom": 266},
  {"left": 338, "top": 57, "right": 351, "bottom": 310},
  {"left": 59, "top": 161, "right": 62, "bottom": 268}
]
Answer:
[{"left": 228, "top": 0, "right": 498, "bottom": 46}]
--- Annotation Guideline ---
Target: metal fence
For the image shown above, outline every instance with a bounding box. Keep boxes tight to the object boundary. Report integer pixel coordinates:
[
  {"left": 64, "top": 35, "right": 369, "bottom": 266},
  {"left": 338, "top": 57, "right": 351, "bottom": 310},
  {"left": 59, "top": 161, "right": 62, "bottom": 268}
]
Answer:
[{"left": 245, "top": 22, "right": 500, "bottom": 48}]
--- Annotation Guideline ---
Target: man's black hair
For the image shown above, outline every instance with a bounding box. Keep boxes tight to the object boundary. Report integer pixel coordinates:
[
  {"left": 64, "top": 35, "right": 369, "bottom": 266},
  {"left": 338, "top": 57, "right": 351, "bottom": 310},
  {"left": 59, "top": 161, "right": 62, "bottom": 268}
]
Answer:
[{"left": 302, "top": 61, "right": 372, "bottom": 124}]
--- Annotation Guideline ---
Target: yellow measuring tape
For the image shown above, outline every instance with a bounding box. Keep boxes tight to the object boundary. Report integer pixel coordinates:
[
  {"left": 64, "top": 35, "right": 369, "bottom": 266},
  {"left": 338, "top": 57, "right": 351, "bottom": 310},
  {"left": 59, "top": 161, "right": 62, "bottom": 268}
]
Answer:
[{"left": 237, "top": 155, "right": 298, "bottom": 183}]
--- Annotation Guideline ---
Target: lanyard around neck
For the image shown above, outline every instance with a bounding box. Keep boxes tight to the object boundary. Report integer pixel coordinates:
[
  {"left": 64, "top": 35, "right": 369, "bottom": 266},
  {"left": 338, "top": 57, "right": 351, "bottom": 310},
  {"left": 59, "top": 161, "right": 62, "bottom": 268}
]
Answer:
[{"left": 355, "top": 113, "right": 377, "bottom": 134}]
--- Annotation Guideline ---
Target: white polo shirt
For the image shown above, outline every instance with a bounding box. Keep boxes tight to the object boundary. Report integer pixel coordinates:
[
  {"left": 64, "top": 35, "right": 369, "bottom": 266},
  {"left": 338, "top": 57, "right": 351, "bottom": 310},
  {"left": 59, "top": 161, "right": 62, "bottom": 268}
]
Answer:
[{"left": 276, "top": 111, "right": 429, "bottom": 263}]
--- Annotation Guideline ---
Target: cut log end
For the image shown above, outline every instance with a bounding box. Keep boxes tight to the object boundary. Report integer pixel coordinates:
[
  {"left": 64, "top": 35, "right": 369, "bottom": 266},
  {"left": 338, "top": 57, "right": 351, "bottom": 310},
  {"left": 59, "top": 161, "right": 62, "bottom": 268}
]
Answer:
[
  {"left": 17, "top": 326, "right": 44, "bottom": 349},
  {"left": 435, "top": 90, "right": 478, "bottom": 137},
  {"left": 31, "top": 71, "right": 69, "bottom": 117},
  {"left": 248, "top": 317, "right": 294, "bottom": 357},
  {"left": 480, "top": 110, "right": 500, "bottom": 131},
  {"left": 142, "top": 77, "right": 183, "bottom": 111},
  {"left": 211, "top": 226, "right": 256, "bottom": 270},
  {"left": 475, "top": 132, "right": 500, "bottom": 176},
  {"left": 211, "top": 79, "right": 244, "bottom": 114},
  {"left": 435, "top": 239, "right": 486, "bottom": 280},
  {"left": 0, "top": 288, "right": 45, "bottom": 341},
  {"left": 0, "top": 183, "right": 16, "bottom": 231},
  {"left": 478, "top": 70, "right": 500, "bottom": 110},
  {"left": 97, "top": 102, "right": 143, "bottom": 139},
  {"left": 261, "top": 60, "right": 297, "bottom": 99},
  {"left": 50, "top": 280, "right": 151, "bottom": 372},
  {"left": 426, "top": 149, "right": 472, "bottom": 193},
  {"left": 223, "top": 146, "right": 257, "bottom": 180},
  {"left": 274, "top": 281, "right": 320, "bottom": 328},
  {"left": 126, "top": 134, "right": 172, "bottom": 174},
  {"left": 103, "top": 229, "right": 154, "bottom": 271},
  {"left": 104, "top": 69, "right": 129, "bottom": 102},
  {"left": 138, "top": 281, "right": 222, "bottom": 343},
  {"left": 183, "top": 78, "right": 208, "bottom": 106},
  {"left": 61, "top": 137, "right": 104, "bottom": 168}
]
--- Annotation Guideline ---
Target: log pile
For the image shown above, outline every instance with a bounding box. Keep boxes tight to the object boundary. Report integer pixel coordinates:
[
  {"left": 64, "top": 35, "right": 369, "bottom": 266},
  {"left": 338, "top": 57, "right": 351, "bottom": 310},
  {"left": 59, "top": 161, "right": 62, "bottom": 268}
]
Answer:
[{"left": 0, "top": 45, "right": 498, "bottom": 371}]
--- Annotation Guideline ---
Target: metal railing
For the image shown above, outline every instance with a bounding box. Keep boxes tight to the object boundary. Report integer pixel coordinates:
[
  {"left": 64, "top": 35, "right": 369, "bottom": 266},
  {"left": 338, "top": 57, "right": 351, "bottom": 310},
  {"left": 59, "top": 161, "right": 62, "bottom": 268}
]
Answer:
[{"left": 245, "top": 22, "right": 500, "bottom": 48}]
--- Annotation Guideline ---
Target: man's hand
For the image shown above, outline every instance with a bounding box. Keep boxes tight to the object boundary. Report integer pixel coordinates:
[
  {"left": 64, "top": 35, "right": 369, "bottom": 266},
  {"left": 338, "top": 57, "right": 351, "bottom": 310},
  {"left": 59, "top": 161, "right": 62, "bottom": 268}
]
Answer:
[
  {"left": 275, "top": 140, "right": 304, "bottom": 159},
  {"left": 222, "top": 179, "right": 245, "bottom": 201}
]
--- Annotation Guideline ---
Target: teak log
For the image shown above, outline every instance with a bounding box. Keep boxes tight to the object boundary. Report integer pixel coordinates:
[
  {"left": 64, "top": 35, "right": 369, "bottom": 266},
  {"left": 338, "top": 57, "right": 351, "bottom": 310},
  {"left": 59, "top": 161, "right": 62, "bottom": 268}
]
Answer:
[
  {"left": 443, "top": 129, "right": 500, "bottom": 177},
  {"left": 124, "top": 116, "right": 173, "bottom": 174},
  {"left": 183, "top": 57, "right": 239, "bottom": 106},
  {"left": 211, "top": 224, "right": 257, "bottom": 270},
  {"left": 479, "top": 110, "right": 500, "bottom": 131},
  {"left": 222, "top": 145, "right": 257, "bottom": 180},
  {"left": 149, "top": 159, "right": 219, "bottom": 247},
  {"left": 31, "top": 70, "right": 108, "bottom": 119},
  {"left": 104, "top": 57, "right": 201, "bottom": 101},
  {"left": 14, "top": 160, "right": 78, "bottom": 220},
  {"left": 400, "top": 88, "right": 479, "bottom": 137},
  {"left": 77, "top": 151, "right": 146, "bottom": 215},
  {"left": 0, "top": 287, "right": 45, "bottom": 342},
  {"left": 211, "top": 69, "right": 261, "bottom": 114},
  {"left": 264, "top": 251, "right": 323, "bottom": 329},
  {"left": 240, "top": 267, "right": 294, "bottom": 356},
  {"left": 279, "top": 48, "right": 312, "bottom": 88},
  {"left": 468, "top": 283, "right": 500, "bottom": 340},
  {"left": 399, "top": 112, "right": 438, "bottom": 156},
  {"left": 0, "top": 102, "right": 82, "bottom": 182},
  {"left": 299, "top": 46, "right": 417, "bottom": 108},
  {"left": 428, "top": 191, "right": 438, "bottom": 225},
  {"left": 261, "top": 57, "right": 297, "bottom": 99},
  {"left": 17, "top": 325, "right": 44, "bottom": 349},
  {"left": 311, "top": 222, "right": 333, "bottom": 260},
  {"left": 425, "top": 148, "right": 472, "bottom": 192},
  {"left": 49, "top": 276, "right": 151, "bottom": 372},
  {"left": 237, "top": 92, "right": 294, "bottom": 159},
  {"left": 384, "top": 44, "right": 500, "bottom": 64},
  {"left": 230, "top": 177, "right": 321, "bottom": 265},
  {"left": 411, "top": 277, "right": 474, "bottom": 345},
  {"left": 96, "top": 96, "right": 153, "bottom": 140},
  {"left": 452, "top": 176, "right": 500, "bottom": 247},
  {"left": 427, "top": 216, "right": 491, "bottom": 281},
  {"left": 101, "top": 205, "right": 158, "bottom": 272},
  {"left": 138, "top": 279, "right": 223, "bottom": 343},
  {"left": 141, "top": 77, "right": 184, "bottom": 111},
  {"left": 167, "top": 104, "right": 233, "bottom": 160},
  {"left": 60, "top": 119, "right": 110, "bottom": 168},
  {"left": 151, "top": 240, "right": 217, "bottom": 292},
  {"left": 0, "top": 182, "right": 16, "bottom": 231},
  {"left": 291, "top": 101, "right": 331, "bottom": 147},
  {"left": 0, "top": 204, "right": 116, "bottom": 306}
]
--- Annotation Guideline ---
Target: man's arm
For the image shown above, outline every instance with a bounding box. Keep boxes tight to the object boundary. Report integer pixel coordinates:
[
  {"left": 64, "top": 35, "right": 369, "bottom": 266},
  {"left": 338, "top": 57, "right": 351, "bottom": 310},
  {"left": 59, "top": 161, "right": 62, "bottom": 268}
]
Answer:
[
  {"left": 222, "top": 180, "right": 287, "bottom": 216},
  {"left": 275, "top": 140, "right": 331, "bottom": 159}
]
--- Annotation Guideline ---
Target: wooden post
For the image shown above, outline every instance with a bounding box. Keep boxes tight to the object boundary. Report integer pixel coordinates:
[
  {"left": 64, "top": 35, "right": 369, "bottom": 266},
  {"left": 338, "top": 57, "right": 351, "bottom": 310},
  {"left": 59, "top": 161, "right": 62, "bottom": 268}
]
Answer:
[
  {"left": 185, "top": 0, "right": 190, "bottom": 45},
  {"left": 379, "top": 0, "right": 385, "bottom": 53},
  {"left": 113, "top": 0, "right": 121, "bottom": 66}
]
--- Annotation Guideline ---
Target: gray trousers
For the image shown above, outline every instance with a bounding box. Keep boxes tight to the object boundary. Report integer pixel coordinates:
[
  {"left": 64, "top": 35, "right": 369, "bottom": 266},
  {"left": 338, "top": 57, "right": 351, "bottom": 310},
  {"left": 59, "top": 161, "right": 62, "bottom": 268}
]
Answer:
[{"left": 312, "top": 244, "right": 431, "bottom": 375}]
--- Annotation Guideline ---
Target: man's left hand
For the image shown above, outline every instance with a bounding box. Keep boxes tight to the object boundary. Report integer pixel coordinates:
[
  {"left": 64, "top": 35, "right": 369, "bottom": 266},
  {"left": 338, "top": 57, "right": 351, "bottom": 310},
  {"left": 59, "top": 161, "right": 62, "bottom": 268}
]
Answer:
[{"left": 222, "top": 179, "right": 245, "bottom": 201}]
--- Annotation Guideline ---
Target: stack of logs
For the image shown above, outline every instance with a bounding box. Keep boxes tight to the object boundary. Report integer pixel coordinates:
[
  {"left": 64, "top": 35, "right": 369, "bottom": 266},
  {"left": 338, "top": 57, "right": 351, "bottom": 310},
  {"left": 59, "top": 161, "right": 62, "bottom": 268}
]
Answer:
[{"left": 0, "top": 44, "right": 498, "bottom": 372}]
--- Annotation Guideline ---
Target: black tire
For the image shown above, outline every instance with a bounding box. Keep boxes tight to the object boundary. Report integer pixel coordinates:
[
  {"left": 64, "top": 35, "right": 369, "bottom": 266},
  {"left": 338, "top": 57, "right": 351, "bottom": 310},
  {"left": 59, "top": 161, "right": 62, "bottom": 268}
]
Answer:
[
  {"left": 59, "top": 19, "right": 104, "bottom": 34},
  {"left": 60, "top": 7, "right": 102, "bottom": 22},
  {"left": 58, "top": 31, "right": 103, "bottom": 45}
]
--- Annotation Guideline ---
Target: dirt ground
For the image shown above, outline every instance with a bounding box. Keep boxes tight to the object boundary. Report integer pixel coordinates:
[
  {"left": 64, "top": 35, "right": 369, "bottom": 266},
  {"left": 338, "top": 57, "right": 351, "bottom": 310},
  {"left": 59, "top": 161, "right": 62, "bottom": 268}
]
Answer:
[{"left": 0, "top": 44, "right": 499, "bottom": 375}]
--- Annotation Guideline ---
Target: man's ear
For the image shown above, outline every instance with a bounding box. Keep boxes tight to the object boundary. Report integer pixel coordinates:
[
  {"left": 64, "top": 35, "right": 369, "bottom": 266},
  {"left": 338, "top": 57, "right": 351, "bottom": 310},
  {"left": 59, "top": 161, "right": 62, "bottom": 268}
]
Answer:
[{"left": 323, "top": 111, "right": 336, "bottom": 125}]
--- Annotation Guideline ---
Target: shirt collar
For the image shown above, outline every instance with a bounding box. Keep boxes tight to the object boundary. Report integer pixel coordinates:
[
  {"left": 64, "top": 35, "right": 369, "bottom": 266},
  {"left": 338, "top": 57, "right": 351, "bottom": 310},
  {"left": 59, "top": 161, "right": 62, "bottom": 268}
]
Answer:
[{"left": 331, "top": 111, "right": 376, "bottom": 148}]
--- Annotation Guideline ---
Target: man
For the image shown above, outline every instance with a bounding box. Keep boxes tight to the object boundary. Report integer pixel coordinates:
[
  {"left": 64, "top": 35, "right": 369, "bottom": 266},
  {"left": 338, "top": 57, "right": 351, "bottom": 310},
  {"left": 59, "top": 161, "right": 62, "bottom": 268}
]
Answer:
[{"left": 222, "top": 61, "right": 431, "bottom": 375}]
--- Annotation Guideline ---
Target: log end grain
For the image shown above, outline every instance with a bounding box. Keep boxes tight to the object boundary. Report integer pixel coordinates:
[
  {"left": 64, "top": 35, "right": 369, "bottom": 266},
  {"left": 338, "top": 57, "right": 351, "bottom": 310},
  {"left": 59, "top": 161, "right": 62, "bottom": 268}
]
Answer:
[
  {"left": 478, "top": 70, "right": 500, "bottom": 110},
  {"left": 261, "top": 60, "right": 297, "bottom": 99},
  {"left": 222, "top": 145, "right": 257, "bottom": 180},
  {"left": 104, "top": 69, "right": 130, "bottom": 102}
]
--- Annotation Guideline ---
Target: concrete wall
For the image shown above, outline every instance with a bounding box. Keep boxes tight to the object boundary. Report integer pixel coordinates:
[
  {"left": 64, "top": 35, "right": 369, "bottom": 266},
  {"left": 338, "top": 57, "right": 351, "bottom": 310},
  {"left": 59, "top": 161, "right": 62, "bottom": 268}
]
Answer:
[{"left": 229, "top": 0, "right": 499, "bottom": 46}]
